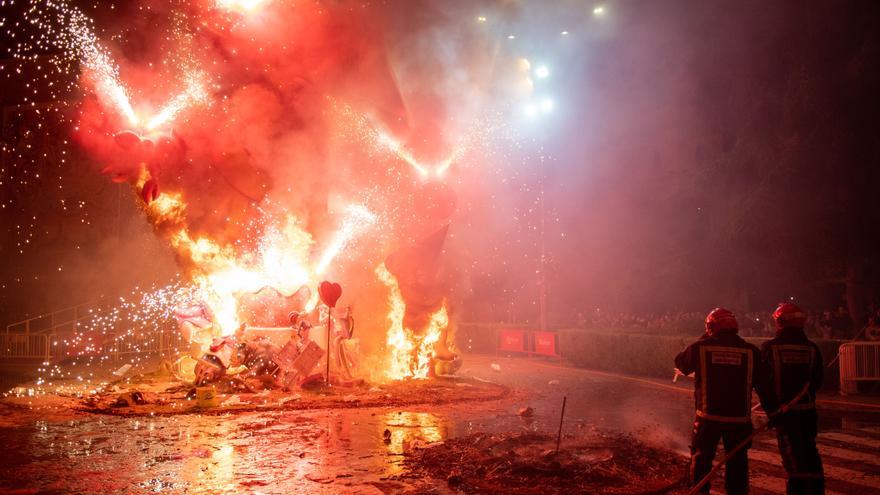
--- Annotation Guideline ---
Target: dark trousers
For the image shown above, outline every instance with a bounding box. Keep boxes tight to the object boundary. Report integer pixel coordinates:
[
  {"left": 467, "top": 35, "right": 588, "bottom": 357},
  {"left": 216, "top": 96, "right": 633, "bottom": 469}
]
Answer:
[
  {"left": 690, "top": 418, "right": 753, "bottom": 494},
  {"left": 776, "top": 410, "right": 824, "bottom": 495}
]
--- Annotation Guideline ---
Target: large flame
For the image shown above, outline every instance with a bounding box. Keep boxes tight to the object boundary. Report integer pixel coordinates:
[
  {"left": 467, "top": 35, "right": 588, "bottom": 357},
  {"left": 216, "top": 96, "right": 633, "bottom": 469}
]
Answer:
[
  {"left": 169, "top": 217, "right": 313, "bottom": 335},
  {"left": 144, "top": 192, "right": 360, "bottom": 336},
  {"left": 144, "top": 186, "right": 449, "bottom": 381},
  {"left": 376, "top": 263, "right": 448, "bottom": 380}
]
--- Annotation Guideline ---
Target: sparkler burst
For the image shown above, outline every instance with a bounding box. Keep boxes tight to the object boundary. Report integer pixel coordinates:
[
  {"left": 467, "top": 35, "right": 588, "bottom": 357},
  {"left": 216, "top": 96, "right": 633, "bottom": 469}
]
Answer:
[
  {"left": 144, "top": 71, "right": 209, "bottom": 132},
  {"left": 3, "top": 0, "right": 526, "bottom": 388},
  {"left": 315, "top": 204, "right": 378, "bottom": 275}
]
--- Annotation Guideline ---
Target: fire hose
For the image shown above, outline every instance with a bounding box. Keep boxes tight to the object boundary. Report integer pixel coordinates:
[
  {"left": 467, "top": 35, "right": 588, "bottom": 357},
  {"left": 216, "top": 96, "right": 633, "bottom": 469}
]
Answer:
[
  {"left": 827, "top": 323, "right": 868, "bottom": 367},
  {"left": 685, "top": 382, "right": 811, "bottom": 495}
]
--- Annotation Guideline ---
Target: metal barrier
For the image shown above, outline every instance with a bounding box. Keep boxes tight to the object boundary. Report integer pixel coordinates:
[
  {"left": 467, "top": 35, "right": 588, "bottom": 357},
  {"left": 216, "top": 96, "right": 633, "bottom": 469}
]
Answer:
[
  {"left": 0, "top": 326, "right": 184, "bottom": 364},
  {"left": 0, "top": 333, "right": 53, "bottom": 361},
  {"left": 2, "top": 297, "right": 186, "bottom": 364},
  {"left": 839, "top": 342, "right": 880, "bottom": 395},
  {"left": 5, "top": 301, "right": 101, "bottom": 335}
]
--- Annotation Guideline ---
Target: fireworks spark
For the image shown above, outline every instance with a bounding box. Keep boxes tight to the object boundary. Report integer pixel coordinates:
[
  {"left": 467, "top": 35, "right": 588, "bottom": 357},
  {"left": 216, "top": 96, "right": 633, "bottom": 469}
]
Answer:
[
  {"left": 144, "top": 72, "right": 209, "bottom": 131},
  {"left": 315, "top": 205, "right": 378, "bottom": 275},
  {"left": 2, "top": 0, "right": 518, "bottom": 389}
]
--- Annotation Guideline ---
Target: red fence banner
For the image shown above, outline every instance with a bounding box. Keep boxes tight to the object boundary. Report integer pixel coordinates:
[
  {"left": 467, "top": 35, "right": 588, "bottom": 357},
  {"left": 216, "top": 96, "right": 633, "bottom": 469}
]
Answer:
[
  {"left": 497, "top": 329, "right": 528, "bottom": 353},
  {"left": 532, "top": 331, "right": 559, "bottom": 357}
]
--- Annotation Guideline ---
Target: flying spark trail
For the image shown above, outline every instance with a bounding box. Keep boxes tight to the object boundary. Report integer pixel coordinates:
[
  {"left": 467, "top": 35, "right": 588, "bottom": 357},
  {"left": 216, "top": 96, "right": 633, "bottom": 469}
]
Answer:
[
  {"left": 376, "top": 131, "right": 431, "bottom": 177},
  {"left": 144, "top": 71, "right": 209, "bottom": 131},
  {"left": 31, "top": 0, "right": 140, "bottom": 125},
  {"left": 315, "top": 204, "right": 378, "bottom": 275},
  {"left": 329, "top": 99, "right": 503, "bottom": 179},
  {"left": 14, "top": 1, "right": 208, "bottom": 132}
]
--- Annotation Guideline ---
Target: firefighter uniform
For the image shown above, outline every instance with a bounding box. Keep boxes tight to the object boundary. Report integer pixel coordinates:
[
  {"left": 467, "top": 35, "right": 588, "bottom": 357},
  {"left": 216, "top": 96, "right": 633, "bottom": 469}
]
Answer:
[
  {"left": 675, "top": 308, "right": 777, "bottom": 495},
  {"left": 762, "top": 303, "right": 825, "bottom": 495}
]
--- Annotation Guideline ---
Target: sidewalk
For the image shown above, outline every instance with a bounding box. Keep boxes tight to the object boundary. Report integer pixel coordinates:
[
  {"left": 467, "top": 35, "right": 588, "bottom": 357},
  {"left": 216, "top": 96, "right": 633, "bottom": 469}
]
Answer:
[{"left": 465, "top": 353, "right": 880, "bottom": 413}]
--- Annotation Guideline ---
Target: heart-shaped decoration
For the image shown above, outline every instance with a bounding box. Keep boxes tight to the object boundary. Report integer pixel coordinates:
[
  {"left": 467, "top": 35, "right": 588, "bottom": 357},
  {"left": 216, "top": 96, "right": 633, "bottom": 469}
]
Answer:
[
  {"left": 114, "top": 130, "right": 142, "bottom": 150},
  {"left": 141, "top": 178, "right": 160, "bottom": 203},
  {"left": 318, "top": 281, "right": 342, "bottom": 308}
]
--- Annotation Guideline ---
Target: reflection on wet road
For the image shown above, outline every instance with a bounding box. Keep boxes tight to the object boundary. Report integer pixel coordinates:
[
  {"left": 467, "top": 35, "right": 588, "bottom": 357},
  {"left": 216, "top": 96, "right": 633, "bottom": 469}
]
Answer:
[
  {"left": 0, "top": 354, "right": 878, "bottom": 494},
  {"left": 1, "top": 408, "right": 456, "bottom": 494}
]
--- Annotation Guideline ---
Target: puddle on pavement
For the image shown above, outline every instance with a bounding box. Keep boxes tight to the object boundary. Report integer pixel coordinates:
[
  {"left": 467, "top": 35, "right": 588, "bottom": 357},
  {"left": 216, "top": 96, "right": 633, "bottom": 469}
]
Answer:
[{"left": 0, "top": 400, "right": 534, "bottom": 494}]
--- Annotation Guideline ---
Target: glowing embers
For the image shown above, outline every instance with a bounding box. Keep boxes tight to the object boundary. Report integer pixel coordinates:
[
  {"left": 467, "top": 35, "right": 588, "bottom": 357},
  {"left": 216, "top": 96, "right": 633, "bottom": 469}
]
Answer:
[
  {"left": 147, "top": 191, "right": 186, "bottom": 223},
  {"left": 376, "top": 264, "right": 449, "bottom": 380}
]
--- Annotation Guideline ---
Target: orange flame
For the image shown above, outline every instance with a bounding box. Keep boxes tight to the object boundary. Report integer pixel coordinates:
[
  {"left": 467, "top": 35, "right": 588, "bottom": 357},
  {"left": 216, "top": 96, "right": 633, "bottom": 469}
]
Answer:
[
  {"left": 170, "top": 218, "right": 313, "bottom": 335},
  {"left": 376, "top": 263, "right": 448, "bottom": 380},
  {"left": 145, "top": 190, "right": 377, "bottom": 338}
]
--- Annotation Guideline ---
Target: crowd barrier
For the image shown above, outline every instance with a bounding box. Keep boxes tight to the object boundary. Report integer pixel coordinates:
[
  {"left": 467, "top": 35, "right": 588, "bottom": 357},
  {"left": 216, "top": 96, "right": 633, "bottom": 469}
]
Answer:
[
  {"left": 456, "top": 323, "right": 561, "bottom": 358},
  {"left": 495, "top": 328, "right": 561, "bottom": 358},
  {"left": 839, "top": 342, "right": 880, "bottom": 395},
  {"left": 457, "top": 323, "right": 844, "bottom": 391}
]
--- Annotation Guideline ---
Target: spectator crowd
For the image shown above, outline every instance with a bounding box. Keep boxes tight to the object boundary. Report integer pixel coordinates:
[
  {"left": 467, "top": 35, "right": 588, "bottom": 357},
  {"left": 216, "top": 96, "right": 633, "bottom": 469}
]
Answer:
[{"left": 573, "top": 305, "right": 864, "bottom": 339}]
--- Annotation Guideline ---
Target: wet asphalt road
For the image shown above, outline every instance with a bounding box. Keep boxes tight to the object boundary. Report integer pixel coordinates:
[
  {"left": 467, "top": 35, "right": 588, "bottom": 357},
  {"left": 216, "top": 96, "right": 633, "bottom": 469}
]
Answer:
[{"left": 0, "top": 354, "right": 877, "bottom": 494}]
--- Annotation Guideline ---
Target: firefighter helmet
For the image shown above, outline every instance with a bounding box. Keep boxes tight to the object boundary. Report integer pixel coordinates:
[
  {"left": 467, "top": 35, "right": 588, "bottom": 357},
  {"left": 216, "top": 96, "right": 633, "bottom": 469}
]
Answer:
[
  {"left": 705, "top": 308, "right": 738, "bottom": 335},
  {"left": 772, "top": 302, "right": 807, "bottom": 330}
]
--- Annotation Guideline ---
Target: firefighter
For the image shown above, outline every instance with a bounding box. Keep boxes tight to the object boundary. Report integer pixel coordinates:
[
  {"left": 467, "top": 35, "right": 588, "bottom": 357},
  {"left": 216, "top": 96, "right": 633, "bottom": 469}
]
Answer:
[
  {"left": 762, "top": 303, "right": 825, "bottom": 494},
  {"left": 675, "top": 308, "right": 778, "bottom": 494}
]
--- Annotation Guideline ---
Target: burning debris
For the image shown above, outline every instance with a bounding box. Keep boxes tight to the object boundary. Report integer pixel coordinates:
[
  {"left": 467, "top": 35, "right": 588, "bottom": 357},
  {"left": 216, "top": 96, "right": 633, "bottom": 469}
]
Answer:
[
  {"left": 3, "top": 0, "right": 501, "bottom": 392},
  {"left": 67, "top": 373, "right": 509, "bottom": 417}
]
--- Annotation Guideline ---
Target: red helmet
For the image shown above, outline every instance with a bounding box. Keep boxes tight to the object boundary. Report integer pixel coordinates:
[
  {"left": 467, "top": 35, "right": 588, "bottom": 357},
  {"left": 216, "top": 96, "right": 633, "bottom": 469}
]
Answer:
[
  {"left": 773, "top": 302, "right": 807, "bottom": 330},
  {"left": 705, "top": 308, "right": 738, "bottom": 335}
]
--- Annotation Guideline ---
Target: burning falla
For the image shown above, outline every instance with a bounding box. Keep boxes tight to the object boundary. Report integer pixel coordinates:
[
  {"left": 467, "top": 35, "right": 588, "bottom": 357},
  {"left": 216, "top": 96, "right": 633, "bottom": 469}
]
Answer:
[{"left": 142, "top": 186, "right": 457, "bottom": 381}]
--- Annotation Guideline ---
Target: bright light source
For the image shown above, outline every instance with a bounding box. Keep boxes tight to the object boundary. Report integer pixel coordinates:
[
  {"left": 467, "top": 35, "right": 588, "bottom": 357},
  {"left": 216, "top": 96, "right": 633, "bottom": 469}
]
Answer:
[
  {"left": 524, "top": 104, "right": 539, "bottom": 118},
  {"left": 217, "top": 0, "right": 266, "bottom": 14},
  {"left": 477, "top": 16, "right": 487, "bottom": 22},
  {"left": 507, "top": 35, "right": 516, "bottom": 40},
  {"left": 534, "top": 65, "right": 549, "bottom": 79},
  {"left": 593, "top": 5, "right": 605, "bottom": 16},
  {"left": 540, "top": 98, "right": 554, "bottom": 113},
  {"left": 561, "top": 31, "right": 569, "bottom": 36}
]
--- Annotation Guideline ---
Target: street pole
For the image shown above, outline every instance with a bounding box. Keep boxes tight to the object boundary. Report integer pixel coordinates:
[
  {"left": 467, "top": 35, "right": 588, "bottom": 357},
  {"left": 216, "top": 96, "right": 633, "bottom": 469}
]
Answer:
[
  {"left": 538, "top": 148, "right": 547, "bottom": 333},
  {"left": 325, "top": 306, "right": 332, "bottom": 385}
]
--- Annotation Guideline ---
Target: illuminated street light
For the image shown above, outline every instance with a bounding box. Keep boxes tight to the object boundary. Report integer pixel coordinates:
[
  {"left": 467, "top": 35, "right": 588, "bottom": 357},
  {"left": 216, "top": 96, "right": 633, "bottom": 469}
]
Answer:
[
  {"left": 593, "top": 5, "right": 605, "bottom": 16},
  {"left": 524, "top": 104, "right": 539, "bottom": 118},
  {"left": 477, "top": 16, "right": 486, "bottom": 22},
  {"left": 534, "top": 65, "right": 550, "bottom": 79}
]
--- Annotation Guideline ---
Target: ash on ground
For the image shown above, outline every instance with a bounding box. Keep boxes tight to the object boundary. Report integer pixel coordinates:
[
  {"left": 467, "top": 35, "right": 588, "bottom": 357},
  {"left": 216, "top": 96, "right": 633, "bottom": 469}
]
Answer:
[{"left": 402, "top": 431, "right": 687, "bottom": 495}]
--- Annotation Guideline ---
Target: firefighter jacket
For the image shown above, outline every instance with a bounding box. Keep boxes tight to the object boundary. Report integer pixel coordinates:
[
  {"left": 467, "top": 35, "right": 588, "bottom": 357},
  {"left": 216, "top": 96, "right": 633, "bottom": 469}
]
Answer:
[
  {"left": 761, "top": 327, "right": 823, "bottom": 411},
  {"left": 675, "top": 329, "right": 777, "bottom": 422}
]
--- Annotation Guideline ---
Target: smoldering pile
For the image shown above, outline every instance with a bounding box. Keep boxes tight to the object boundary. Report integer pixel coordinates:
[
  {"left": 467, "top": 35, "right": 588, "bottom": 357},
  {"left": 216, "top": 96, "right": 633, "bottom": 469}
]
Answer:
[{"left": 402, "top": 431, "right": 687, "bottom": 495}]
